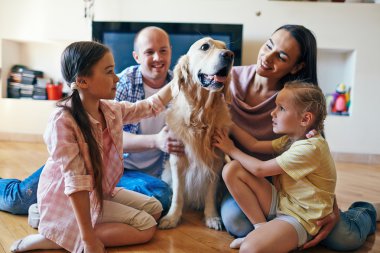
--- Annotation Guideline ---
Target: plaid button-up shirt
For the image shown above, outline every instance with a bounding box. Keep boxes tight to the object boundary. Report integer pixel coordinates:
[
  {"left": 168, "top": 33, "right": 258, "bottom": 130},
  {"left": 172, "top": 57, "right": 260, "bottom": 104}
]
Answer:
[{"left": 115, "top": 65, "right": 173, "bottom": 169}]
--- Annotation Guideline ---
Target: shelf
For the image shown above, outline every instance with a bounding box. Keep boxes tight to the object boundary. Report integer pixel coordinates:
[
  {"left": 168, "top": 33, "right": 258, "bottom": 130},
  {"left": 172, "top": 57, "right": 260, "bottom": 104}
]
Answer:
[
  {"left": 1, "top": 39, "right": 68, "bottom": 99},
  {"left": 317, "top": 48, "right": 355, "bottom": 116},
  {"left": 0, "top": 39, "right": 69, "bottom": 136}
]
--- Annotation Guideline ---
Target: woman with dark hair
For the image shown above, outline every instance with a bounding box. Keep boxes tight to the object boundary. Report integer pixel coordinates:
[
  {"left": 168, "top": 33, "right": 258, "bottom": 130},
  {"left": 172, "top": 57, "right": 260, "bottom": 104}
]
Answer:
[
  {"left": 222, "top": 24, "right": 378, "bottom": 251},
  {"left": 10, "top": 41, "right": 174, "bottom": 253}
]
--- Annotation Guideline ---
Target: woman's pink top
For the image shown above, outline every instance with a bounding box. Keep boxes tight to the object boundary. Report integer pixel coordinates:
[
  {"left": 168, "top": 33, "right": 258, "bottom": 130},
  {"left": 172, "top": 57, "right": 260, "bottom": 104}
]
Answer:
[
  {"left": 38, "top": 96, "right": 165, "bottom": 253},
  {"left": 229, "top": 65, "right": 281, "bottom": 160}
]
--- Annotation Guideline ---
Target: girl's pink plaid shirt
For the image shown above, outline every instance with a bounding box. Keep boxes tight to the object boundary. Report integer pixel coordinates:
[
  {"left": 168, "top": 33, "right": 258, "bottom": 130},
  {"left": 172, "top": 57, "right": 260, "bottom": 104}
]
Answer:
[{"left": 37, "top": 95, "right": 165, "bottom": 253}]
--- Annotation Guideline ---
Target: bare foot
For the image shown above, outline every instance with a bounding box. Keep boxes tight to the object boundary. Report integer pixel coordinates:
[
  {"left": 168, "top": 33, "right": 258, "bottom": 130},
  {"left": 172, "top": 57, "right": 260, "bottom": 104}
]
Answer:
[
  {"left": 229, "top": 237, "right": 245, "bottom": 249},
  {"left": 10, "top": 234, "right": 60, "bottom": 252}
]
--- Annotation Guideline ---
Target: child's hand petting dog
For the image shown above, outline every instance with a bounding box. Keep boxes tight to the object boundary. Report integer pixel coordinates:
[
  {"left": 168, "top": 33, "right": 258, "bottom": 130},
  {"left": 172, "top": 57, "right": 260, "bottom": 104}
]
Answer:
[{"left": 213, "top": 128, "right": 236, "bottom": 155}]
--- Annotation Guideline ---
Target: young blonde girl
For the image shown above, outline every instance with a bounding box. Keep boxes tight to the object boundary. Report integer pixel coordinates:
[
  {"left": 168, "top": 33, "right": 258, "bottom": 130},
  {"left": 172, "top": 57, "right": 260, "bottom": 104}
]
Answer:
[
  {"left": 11, "top": 41, "right": 174, "bottom": 253},
  {"left": 214, "top": 82, "right": 336, "bottom": 253}
]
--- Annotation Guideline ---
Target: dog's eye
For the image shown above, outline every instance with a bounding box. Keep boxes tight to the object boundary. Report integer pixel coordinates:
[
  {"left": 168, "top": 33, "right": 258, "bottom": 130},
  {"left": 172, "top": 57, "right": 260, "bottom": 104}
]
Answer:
[{"left": 200, "top": 43, "right": 210, "bottom": 51}]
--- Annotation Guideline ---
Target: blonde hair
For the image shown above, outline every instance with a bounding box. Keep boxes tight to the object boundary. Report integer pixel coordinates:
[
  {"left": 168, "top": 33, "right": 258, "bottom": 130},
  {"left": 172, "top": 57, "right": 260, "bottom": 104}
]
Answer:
[{"left": 283, "top": 81, "right": 327, "bottom": 134}]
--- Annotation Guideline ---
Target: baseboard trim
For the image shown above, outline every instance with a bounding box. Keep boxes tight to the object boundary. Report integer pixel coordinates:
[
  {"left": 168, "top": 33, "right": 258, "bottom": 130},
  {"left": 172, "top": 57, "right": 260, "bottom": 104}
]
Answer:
[
  {"left": 331, "top": 152, "right": 380, "bottom": 165},
  {"left": 0, "top": 132, "right": 43, "bottom": 143}
]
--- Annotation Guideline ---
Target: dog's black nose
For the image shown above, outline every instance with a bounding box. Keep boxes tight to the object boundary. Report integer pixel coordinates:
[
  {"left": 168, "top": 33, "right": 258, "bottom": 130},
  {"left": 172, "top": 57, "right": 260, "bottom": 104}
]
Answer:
[{"left": 221, "top": 50, "right": 234, "bottom": 62}]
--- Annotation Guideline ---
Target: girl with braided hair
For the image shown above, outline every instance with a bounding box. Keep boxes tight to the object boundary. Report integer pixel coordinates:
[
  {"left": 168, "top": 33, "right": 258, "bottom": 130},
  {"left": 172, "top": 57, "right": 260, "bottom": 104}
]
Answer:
[{"left": 11, "top": 40, "right": 174, "bottom": 253}]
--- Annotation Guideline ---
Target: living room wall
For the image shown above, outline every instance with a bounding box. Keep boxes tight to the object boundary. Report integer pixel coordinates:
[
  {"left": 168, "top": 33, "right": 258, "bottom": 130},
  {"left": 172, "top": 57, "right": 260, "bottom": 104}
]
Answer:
[{"left": 0, "top": 0, "right": 379, "bottom": 157}]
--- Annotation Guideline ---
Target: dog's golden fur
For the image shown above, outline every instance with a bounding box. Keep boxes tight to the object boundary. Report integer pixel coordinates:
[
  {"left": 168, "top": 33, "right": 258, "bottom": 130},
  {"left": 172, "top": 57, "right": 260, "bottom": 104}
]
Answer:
[{"left": 159, "top": 38, "right": 233, "bottom": 230}]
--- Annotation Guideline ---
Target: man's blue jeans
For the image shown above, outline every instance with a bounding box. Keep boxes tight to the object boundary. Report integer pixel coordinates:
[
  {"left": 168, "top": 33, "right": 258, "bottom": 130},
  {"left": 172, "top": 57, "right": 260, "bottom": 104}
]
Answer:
[
  {"left": 220, "top": 193, "right": 377, "bottom": 251},
  {"left": 0, "top": 166, "right": 42, "bottom": 214},
  {"left": 0, "top": 166, "right": 172, "bottom": 215},
  {"left": 117, "top": 170, "right": 172, "bottom": 214}
]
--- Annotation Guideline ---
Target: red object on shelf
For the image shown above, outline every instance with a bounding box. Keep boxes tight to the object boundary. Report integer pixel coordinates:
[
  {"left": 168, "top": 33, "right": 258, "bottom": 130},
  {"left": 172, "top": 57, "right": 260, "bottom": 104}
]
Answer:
[{"left": 46, "top": 83, "right": 63, "bottom": 100}]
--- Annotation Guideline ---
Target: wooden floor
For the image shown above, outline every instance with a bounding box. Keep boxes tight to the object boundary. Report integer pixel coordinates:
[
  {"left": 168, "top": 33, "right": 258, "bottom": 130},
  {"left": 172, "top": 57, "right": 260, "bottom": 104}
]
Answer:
[{"left": 0, "top": 141, "right": 379, "bottom": 253}]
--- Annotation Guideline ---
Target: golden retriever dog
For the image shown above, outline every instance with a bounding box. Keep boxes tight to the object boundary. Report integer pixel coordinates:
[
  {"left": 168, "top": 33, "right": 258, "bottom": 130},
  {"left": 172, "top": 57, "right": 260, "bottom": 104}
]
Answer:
[{"left": 159, "top": 37, "right": 234, "bottom": 230}]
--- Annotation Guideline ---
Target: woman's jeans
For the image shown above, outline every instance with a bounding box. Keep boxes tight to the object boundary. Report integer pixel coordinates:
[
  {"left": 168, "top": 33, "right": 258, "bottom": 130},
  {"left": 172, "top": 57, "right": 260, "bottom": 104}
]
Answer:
[
  {"left": 221, "top": 193, "right": 377, "bottom": 251},
  {"left": 0, "top": 166, "right": 172, "bottom": 215}
]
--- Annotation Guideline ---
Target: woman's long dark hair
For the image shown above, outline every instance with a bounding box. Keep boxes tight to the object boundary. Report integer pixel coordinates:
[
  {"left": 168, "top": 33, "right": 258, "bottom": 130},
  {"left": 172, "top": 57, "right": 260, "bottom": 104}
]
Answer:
[
  {"left": 275, "top": 24, "right": 318, "bottom": 89},
  {"left": 58, "top": 41, "right": 109, "bottom": 212}
]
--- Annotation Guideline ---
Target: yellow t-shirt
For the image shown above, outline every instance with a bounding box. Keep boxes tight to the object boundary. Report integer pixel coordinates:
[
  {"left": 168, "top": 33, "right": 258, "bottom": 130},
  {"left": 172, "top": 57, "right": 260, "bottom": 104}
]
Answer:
[{"left": 272, "top": 134, "right": 336, "bottom": 235}]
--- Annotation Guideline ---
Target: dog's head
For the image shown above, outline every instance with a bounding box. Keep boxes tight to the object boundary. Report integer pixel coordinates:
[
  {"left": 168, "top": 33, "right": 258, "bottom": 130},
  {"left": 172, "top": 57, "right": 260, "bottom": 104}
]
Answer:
[{"left": 173, "top": 37, "right": 234, "bottom": 102}]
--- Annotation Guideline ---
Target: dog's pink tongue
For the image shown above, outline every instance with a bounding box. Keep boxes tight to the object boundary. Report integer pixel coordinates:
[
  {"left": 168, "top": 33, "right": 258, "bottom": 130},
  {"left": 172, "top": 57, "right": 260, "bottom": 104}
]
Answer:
[{"left": 214, "top": 75, "right": 227, "bottom": 83}]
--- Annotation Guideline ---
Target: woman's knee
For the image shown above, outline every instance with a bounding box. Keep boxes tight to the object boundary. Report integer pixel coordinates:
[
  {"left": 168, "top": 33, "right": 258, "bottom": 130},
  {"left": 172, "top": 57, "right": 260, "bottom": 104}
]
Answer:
[
  {"left": 221, "top": 196, "right": 253, "bottom": 237},
  {"left": 223, "top": 214, "right": 253, "bottom": 238},
  {"left": 322, "top": 232, "right": 364, "bottom": 251}
]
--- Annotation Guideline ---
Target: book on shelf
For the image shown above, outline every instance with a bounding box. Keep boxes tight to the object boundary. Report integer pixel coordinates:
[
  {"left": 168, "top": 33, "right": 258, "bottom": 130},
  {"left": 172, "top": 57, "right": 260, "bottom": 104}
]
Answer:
[
  {"left": 20, "top": 75, "right": 36, "bottom": 85},
  {"left": 7, "top": 65, "right": 47, "bottom": 99}
]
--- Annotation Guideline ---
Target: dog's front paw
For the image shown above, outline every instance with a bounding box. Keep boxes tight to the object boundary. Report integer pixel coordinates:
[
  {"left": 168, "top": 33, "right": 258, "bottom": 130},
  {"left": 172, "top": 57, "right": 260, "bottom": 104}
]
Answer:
[
  {"left": 158, "top": 215, "right": 181, "bottom": 229},
  {"left": 205, "top": 216, "right": 223, "bottom": 230}
]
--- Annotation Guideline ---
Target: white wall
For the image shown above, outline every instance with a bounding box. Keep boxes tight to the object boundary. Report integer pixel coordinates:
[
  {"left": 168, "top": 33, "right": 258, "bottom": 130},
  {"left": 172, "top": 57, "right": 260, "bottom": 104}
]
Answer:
[{"left": 0, "top": 0, "right": 379, "bottom": 155}]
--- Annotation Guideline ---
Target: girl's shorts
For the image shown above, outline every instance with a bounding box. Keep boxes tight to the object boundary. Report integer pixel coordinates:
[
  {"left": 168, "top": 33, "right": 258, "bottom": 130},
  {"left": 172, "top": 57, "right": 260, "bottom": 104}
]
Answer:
[{"left": 267, "top": 184, "right": 312, "bottom": 247}]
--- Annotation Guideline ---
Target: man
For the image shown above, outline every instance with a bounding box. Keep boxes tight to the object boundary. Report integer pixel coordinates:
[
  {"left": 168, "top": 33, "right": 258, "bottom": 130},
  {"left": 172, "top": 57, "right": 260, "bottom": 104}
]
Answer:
[
  {"left": 115, "top": 26, "right": 183, "bottom": 212},
  {"left": 0, "top": 26, "right": 182, "bottom": 221}
]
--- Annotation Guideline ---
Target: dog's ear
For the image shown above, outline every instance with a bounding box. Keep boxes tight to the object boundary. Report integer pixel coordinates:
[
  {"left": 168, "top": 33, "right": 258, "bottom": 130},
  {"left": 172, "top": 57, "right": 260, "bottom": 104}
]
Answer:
[{"left": 173, "top": 55, "right": 190, "bottom": 89}]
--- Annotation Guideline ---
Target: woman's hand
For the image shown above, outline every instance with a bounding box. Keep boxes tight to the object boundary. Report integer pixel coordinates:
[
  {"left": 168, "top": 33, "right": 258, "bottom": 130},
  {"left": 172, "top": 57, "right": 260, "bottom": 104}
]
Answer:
[
  {"left": 213, "top": 128, "right": 235, "bottom": 154},
  {"left": 301, "top": 199, "right": 340, "bottom": 249},
  {"left": 306, "top": 129, "right": 318, "bottom": 139}
]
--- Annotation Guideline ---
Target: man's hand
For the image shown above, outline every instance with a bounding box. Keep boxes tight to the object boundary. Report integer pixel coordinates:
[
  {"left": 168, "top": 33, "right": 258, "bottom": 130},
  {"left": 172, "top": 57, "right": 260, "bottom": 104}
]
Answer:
[
  {"left": 301, "top": 198, "right": 340, "bottom": 249},
  {"left": 155, "top": 126, "right": 184, "bottom": 155}
]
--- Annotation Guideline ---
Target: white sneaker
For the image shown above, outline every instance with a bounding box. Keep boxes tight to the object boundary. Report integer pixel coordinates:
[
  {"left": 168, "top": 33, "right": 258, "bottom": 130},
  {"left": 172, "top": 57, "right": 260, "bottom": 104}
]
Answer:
[{"left": 27, "top": 203, "right": 40, "bottom": 229}]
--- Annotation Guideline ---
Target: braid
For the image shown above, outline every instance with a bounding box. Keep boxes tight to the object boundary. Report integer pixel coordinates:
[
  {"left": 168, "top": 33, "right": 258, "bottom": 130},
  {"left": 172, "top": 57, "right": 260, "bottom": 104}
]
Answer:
[
  {"left": 57, "top": 90, "right": 104, "bottom": 212},
  {"left": 58, "top": 41, "right": 109, "bottom": 212}
]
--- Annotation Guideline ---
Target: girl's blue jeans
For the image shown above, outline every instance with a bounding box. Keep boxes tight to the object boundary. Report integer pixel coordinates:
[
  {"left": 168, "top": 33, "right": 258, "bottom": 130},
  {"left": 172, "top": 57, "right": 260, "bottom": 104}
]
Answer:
[
  {"left": 221, "top": 193, "right": 377, "bottom": 251},
  {"left": 0, "top": 166, "right": 172, "bottom": 215}
]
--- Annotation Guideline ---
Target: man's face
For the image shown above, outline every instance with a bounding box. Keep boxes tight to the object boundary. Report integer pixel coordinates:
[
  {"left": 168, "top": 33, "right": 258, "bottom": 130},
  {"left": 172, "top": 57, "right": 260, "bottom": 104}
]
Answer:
[{"left": 133, "top": 29, "right": 172, "bottom": 88}]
